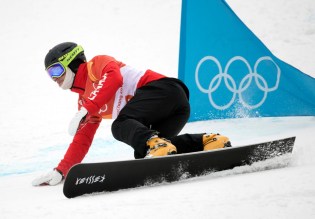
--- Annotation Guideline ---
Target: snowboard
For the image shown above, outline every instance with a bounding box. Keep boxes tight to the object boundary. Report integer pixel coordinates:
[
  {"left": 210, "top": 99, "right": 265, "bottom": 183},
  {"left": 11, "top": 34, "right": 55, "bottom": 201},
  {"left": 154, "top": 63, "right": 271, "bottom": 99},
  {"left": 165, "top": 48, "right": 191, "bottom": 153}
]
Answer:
[{"left": 63, "top": 136, "right": 295, "bottom": 198}]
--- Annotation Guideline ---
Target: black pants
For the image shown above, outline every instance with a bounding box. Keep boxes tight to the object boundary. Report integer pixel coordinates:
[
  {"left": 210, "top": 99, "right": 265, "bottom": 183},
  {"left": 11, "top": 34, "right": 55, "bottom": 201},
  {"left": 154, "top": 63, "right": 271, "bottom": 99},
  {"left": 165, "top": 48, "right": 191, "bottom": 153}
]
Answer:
[{"left": 111, "top": 78, "right": 204, "bottom": 158}]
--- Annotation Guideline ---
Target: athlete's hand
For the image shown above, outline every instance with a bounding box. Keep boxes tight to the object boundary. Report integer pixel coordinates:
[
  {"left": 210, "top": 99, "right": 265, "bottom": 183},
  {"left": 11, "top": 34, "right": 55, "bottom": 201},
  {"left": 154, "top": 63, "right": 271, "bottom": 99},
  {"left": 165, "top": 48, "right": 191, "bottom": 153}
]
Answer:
[
  {"left": 32, "top": 169, "right": 63, "bottom": 186},
  {"left": 68, "top": 107, "right": 88, "bottom": 136}
]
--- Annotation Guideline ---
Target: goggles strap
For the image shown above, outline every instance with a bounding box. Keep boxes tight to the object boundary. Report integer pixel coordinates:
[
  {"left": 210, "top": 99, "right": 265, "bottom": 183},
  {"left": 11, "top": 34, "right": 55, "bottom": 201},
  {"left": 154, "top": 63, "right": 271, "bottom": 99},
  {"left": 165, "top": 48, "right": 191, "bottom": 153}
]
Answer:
[{"left": 58, "top": 45, "right": 84, "bottom": 67}]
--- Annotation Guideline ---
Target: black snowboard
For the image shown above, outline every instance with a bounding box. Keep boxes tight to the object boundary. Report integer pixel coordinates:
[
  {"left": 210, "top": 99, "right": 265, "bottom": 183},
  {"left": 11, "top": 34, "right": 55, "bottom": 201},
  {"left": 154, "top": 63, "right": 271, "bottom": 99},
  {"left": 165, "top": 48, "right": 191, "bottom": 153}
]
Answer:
[{"left": 63, "top": 137, "right": 295, "bottom": 198}]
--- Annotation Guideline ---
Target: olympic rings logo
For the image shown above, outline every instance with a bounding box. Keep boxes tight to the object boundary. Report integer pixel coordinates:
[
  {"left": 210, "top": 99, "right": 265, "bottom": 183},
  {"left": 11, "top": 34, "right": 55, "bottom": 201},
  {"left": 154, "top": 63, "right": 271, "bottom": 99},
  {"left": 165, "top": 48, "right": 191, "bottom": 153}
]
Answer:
[{"left": 195, "top": 56, "right": 281, "bottom": 110}]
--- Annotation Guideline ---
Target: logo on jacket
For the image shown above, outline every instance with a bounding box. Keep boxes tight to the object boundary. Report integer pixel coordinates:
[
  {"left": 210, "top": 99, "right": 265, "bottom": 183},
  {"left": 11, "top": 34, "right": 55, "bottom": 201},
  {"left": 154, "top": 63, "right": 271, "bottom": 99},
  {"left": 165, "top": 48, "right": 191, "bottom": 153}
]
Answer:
[{"left": 89, "top": 73, "right": 108, "bottom": 100}]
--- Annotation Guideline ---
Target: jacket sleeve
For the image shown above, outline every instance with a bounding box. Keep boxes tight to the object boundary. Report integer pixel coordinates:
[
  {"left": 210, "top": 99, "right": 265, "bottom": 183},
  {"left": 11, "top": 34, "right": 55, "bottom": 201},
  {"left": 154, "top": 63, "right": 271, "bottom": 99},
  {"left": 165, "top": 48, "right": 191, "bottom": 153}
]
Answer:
[
  {"left": 83, "top": 61, "right": 123, "bottom": 114},
  {"left": 56, "top": 117, "right": 101, "bottom": 176}
]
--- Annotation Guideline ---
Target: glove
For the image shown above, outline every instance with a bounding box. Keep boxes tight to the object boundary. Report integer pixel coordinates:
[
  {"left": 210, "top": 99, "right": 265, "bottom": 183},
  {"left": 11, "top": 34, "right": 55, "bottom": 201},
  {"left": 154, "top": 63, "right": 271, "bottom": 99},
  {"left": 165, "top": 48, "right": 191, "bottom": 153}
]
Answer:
[
  {"left": 32, "top": 169, "right": 63, "bottom": 186},
  {"left": 68, "top": 107, "right": 88, "bottom": 136}
]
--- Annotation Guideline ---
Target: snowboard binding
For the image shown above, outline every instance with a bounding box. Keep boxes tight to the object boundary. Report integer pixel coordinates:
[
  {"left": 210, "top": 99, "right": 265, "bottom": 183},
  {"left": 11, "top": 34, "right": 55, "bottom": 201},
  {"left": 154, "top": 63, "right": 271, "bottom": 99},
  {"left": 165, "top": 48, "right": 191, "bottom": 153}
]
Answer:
[
  {"left": 203, "top": 133, "right": 231, "bottom": 151},
  {"left": 145, "top": 137, "right": 177, "bottom": 158}
]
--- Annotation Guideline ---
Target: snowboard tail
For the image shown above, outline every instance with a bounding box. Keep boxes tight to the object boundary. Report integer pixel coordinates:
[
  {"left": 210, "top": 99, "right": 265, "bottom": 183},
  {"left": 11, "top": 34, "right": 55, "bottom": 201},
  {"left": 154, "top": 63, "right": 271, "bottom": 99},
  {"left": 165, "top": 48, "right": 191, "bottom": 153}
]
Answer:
[{"left": 63, "top": 137, "right": 295, "bottom": 198}]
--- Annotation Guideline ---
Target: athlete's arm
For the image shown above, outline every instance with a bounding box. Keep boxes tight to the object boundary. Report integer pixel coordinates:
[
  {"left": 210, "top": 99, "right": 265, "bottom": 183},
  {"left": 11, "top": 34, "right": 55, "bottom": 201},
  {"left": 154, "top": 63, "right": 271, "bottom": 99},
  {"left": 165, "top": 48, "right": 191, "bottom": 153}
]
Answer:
[{"left": 56, "top": 117, "right": 101, "bottom": 176}]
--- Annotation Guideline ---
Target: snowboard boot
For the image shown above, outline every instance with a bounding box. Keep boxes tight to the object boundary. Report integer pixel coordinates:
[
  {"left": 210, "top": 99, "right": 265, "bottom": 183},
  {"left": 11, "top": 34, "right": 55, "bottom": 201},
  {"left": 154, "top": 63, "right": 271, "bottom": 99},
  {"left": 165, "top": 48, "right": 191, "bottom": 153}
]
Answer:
[
  {"left": 145, "top": 136, "right": 177, "bottom": 158},
  {"left": 203, "top": 133, "right": 231, "bottom": 151}
]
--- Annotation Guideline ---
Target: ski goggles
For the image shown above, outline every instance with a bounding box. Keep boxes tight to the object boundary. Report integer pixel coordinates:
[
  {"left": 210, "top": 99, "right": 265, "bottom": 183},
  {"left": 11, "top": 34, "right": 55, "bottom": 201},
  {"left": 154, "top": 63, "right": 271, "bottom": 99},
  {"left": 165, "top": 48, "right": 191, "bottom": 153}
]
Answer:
[{"left": 46, "top": 45, "right": 84, "bottom": 78}]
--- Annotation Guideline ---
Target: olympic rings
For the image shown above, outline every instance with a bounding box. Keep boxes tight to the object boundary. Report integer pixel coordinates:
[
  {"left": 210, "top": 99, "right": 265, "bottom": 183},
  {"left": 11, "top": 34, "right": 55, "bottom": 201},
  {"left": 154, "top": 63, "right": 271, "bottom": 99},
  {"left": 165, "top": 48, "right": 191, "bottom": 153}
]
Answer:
[{"left": 195, "top": 56, "right": 281, "bottom": 110}]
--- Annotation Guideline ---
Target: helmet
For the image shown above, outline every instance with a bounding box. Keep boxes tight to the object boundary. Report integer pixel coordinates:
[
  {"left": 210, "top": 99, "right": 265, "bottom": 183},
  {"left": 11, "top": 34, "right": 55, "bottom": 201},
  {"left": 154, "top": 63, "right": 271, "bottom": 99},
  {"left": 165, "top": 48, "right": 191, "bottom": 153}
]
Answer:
[{"left": 44, "top": 42, "right": 86, "bottom": 73}]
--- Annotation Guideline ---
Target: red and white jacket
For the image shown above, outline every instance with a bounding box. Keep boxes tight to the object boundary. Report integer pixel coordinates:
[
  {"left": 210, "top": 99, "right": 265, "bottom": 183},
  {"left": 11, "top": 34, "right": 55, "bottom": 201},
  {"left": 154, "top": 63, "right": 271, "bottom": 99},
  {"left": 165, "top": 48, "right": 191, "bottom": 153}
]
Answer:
[{"left": 56, "top": 55, "right": 166, "bottom": 175}]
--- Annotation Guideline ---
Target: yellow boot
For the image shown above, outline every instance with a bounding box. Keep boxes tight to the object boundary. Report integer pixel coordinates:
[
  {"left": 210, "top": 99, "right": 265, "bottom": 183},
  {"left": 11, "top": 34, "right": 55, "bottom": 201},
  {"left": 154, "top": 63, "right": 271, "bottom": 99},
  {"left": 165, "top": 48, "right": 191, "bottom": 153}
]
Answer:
[
  {"left": 145, "top": 136, "right": 177, "bottom": 158},
  {"left": 203, "top": 133, "right": 231, "bottom": 151}
]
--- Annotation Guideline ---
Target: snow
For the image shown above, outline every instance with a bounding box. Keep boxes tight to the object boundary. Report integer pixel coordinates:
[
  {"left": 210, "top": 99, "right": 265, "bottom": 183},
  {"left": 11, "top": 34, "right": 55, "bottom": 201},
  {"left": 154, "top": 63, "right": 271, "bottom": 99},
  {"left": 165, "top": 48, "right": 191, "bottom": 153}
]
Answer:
[{"left": 1, "top": 0, "right": 315, "bottom": 218}]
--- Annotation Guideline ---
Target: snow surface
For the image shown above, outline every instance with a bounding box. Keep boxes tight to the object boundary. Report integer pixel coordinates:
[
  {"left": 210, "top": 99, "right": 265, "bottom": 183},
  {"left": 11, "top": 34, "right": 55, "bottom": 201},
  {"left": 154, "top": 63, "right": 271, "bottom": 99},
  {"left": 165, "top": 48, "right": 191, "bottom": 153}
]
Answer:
[{"left": 1, "top": 0, "right": 315, "bottom": 218}]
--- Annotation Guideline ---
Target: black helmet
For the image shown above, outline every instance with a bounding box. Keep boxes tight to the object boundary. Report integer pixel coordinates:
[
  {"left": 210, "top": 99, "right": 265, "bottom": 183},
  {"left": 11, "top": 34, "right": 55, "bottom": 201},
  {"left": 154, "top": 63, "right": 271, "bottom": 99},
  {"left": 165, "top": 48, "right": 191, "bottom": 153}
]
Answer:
[{"left": 44, "top": 42, "right": 86, "bottom": 73}]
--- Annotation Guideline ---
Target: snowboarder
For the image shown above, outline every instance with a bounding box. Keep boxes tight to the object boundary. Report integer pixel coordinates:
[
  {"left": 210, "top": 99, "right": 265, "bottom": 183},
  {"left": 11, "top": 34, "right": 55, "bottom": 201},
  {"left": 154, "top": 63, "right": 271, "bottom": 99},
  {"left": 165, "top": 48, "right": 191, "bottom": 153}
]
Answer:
[{"left": 32, "top": 42, "right": 231, "bottom": 186}]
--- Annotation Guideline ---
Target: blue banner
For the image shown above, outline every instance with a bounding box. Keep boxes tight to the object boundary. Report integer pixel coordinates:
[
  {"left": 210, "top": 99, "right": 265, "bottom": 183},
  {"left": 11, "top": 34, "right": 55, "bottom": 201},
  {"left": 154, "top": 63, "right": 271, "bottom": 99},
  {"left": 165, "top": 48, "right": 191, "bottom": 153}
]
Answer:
[{"left": 179, "top": 0, "right": 315, "bottom": 121}]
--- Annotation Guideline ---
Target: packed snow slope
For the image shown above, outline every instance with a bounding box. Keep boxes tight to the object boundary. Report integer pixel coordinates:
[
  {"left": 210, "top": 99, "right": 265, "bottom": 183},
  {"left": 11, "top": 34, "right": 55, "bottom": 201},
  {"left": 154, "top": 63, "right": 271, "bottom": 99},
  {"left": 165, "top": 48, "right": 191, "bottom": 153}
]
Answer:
[{"left": 0, "top": 0, "right": 315, "bottom": 218}]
